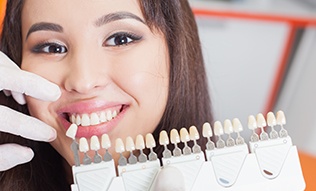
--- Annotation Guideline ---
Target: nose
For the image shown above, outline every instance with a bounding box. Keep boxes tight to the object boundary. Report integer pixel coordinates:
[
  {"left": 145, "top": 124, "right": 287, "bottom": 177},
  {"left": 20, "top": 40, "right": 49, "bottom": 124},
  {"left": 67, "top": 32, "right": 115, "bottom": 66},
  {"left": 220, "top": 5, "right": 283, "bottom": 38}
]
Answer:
[{"left": 64, "top": 51, "right": 107, "bottom": 94}]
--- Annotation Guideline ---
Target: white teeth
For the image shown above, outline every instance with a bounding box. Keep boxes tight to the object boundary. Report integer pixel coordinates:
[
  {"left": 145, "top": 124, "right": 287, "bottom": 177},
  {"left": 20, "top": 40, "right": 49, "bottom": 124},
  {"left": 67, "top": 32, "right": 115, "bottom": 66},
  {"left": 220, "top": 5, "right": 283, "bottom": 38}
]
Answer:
[
  {"left": 69, "top": 109, "right": 119, "bottom": 127},
  {"left": 90, "top": 113, "right": 99, "bottom": 125},
  {"left": 81, "top": 114, "right": 90, "bottom": 126}
]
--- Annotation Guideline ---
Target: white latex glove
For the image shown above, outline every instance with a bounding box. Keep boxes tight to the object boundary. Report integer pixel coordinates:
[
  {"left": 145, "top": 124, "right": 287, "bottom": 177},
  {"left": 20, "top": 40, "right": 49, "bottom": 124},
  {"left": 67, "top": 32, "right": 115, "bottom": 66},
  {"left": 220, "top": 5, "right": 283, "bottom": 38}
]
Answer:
[
  {"left": 0, "top": 51, "right": 61, "bottom": 171},
  {"left": 153, "top": 166, "right": 186, "bottom": 191}
]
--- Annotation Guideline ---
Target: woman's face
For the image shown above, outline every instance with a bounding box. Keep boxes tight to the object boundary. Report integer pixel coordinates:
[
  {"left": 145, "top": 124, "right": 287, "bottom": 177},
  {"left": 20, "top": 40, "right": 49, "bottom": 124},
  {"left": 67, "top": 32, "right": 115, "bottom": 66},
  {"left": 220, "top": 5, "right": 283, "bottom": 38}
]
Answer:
[{"left": 21, "top": 0, "right": 169, "bottom": 166}]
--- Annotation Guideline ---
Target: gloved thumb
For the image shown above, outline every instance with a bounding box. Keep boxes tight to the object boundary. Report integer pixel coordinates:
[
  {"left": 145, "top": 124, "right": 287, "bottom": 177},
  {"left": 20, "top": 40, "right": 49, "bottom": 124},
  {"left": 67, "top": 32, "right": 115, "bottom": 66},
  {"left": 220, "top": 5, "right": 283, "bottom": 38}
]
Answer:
[{"left": 153, "top": 166, "right": 186, "bottom": 191}]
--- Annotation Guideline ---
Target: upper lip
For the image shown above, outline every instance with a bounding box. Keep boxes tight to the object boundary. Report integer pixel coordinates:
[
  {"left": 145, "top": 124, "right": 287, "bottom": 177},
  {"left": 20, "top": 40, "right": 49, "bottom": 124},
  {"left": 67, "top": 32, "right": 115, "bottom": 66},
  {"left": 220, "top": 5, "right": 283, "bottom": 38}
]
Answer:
[{"left": 57, "top": 100, "right": 126, "bottom": 118}]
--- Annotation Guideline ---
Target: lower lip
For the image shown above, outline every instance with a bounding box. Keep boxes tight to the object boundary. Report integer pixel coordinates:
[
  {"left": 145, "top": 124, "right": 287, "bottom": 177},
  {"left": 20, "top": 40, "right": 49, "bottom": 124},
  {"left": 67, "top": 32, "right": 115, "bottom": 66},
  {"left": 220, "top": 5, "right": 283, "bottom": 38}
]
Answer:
[{"left": 60, "top": 106, "right": 128, "bottom": 138}]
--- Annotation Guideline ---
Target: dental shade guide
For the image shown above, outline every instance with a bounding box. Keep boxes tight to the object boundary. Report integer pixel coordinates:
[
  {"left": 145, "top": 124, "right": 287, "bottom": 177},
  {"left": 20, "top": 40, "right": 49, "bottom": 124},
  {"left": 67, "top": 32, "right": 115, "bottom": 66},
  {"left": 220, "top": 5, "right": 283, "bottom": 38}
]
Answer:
[{"left": 69, "top": 111, "right": 305, "bottom": 191}]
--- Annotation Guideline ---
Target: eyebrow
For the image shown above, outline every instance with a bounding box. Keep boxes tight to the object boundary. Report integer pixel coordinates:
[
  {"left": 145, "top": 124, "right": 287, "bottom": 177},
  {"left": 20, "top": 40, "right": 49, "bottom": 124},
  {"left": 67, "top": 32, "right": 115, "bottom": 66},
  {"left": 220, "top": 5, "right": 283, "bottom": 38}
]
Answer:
[
  {"left": 95, "top": 11, "right": 145, "bottom": 27},
  {"left": 26, "top": 22, "right": 63, "bottom": 40},
  {"left": 25, "top": 12, "right": 145, "bottom": 40}
]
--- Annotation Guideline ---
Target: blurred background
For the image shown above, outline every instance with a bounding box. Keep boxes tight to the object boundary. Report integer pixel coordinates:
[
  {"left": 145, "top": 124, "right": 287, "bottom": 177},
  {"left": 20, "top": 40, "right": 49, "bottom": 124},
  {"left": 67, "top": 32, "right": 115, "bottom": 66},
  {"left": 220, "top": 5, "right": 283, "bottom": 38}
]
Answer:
[
  {"left": 189, "top": 0, "right": 316, "bottom": 190},
  {"left": 1, "top": 0, "right": 315, "bottom": 190}
]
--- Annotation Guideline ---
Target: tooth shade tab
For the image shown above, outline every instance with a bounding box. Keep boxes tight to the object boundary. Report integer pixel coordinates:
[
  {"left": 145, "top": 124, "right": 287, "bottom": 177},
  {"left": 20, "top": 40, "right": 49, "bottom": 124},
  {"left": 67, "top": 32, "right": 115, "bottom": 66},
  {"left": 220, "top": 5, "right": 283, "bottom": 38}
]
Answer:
[
  {"left": 276, "top": 110, "right": 286, "bottom": 125},
  {"left": 90, "top": 135, "right": 100, "bottom": 151},
  {"left": 267, "top": 112, "right": 277, "bottom": 126},
  {"left": 248, "top": 115, "right": 257, "bottom": 130},
  {"left": 66, "top": 124, "right": 78, "bottom": 139},
  {"left": 214, "top": 121, "right": 224, "bottom": 136},
  {"left": 79, "top": 138, "right": 89, "bottom": 153},
  {"left": 224, "top": 119, "right": 234, "bottom": 134},
  {"left": 189, "top": 126, "right": 200, "bottom": 140},
  {"left": 135, "top": 135, "right": 145, "bottom": 150},
  {"left": 232, "top": 118, "right": 243, "bottom": 132},
  {"left": 145, "top": 133, "right": 156, "bottom": 148},
  {"left": 256, "top": 113, "right": 267, "bottom": 127},
  {"left": 159, "top": 130, "right": 169, "bottom": 145},
  {"left": 202, "top": 122, "right": 213, "bottom": 137},
  {"left": 101, "top": 134, "right": 111, "bottom": 149},
  {"left": 170, "top": 129, "right": 180, "bottom": 144},
  {"left": 115, "top": 138, "right": 125, "bottom": 153},
  {"left": 125, "top": 136, "right": 135, "bottom": 152},
  {"left": 180, "top": 128, "right": 190, "bottom": 142}
]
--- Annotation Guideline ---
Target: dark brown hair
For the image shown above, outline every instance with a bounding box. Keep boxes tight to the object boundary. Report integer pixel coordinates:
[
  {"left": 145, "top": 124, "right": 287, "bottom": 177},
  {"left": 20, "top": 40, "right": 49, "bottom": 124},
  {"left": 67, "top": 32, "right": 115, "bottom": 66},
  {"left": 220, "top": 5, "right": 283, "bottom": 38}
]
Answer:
[{"left": 0, "top": 0, "right": 213, "bottom": 190}]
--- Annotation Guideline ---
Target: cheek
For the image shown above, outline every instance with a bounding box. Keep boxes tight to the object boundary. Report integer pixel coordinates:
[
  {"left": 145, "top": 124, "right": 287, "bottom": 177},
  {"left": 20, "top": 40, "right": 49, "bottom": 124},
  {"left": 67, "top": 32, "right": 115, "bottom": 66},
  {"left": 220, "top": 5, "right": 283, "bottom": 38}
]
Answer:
[{"left": 25, "top": 97, "right": 55, "bottom": 124}]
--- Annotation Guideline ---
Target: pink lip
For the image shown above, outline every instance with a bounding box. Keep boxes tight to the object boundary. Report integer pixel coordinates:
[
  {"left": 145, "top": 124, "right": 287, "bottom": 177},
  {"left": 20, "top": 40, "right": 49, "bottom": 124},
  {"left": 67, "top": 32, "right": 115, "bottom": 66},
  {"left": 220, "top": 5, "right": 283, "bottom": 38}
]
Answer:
[{"left": 57, "top": 100, "right": 128, "bottom": 138}]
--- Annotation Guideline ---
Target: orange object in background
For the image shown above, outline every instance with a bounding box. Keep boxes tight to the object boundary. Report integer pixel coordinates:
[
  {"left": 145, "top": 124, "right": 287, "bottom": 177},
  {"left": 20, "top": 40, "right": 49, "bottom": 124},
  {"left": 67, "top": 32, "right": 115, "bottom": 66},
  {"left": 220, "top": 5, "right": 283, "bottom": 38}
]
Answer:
[
  {"left": 299, "top": 152, "right": 316, "bottom": 191},
  {"left": 0, "top": 0, "right": 6, "bottom": 32}
]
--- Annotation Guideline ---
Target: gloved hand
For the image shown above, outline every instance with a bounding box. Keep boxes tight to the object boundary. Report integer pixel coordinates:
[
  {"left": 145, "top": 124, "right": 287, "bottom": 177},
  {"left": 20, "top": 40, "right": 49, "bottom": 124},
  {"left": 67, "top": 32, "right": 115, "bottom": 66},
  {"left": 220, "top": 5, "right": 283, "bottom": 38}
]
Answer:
[
  {"left": 153, "top": 166, "right": 186, "bottom": 191},
  {"left": 0, "top": 51, "right": 61, "bottom": 171}
]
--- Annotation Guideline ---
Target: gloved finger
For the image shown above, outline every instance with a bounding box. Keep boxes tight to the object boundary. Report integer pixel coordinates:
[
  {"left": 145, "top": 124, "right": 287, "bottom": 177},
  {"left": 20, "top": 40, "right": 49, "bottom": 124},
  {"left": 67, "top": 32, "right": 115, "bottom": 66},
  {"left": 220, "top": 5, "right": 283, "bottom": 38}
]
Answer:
[
  {"left": 0, "top": 106, "right": 56, "bottom": 142},
  {"left": 3, "top": 89, "right": 11, "bottom": 97},
  {"left": 11, "top": 91, "right": 26, "bottom": 105},
  {"left": 0, "top": 52, "right": 61, "bottom": 102},
  {"left": 0, "top": 144, "right": 34, "bottom": 171},
  {"left": 153, "top": 166, "right": 186, "bottom": 191}
]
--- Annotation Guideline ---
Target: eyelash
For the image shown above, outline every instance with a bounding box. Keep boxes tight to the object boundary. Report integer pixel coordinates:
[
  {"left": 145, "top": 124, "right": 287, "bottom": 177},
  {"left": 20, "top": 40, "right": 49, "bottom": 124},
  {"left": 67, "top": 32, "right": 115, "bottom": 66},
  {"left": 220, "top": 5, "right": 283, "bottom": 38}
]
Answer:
[
  {"left": 104, "top": 32, "right": 142, "bottom": 47},
  {"left": 31, "top": 32, "right": 142, "bottom": 54},
  {"left": 32, "top": 42, "right": 67, "bottom": 54}
]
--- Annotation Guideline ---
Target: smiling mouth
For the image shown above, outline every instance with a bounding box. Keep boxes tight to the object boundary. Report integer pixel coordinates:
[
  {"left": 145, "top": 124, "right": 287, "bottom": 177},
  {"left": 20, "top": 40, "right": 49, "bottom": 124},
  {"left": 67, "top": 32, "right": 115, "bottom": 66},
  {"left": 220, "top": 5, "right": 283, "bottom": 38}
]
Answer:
[{"left": 63, "top": 105, "right": 125, "bottom": 126}]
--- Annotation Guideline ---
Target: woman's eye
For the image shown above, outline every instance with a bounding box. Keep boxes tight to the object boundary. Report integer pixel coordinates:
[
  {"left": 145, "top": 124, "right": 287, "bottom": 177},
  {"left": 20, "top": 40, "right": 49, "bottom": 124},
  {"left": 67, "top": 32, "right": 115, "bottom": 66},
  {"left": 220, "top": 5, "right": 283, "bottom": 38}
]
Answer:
[
  {"left": 104, "top": 32, "right": 142, "bottom": 47},
  {"left": 32, "top": 42, "right": 67, "bottom": 54}
]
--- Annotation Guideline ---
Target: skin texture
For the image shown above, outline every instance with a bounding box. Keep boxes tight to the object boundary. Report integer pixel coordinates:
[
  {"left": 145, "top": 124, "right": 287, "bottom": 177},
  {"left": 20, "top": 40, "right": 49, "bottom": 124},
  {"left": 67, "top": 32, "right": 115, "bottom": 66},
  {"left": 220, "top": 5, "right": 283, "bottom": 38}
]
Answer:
[{"left": 20, "top": 0, "right": 169, "bottom": 168}]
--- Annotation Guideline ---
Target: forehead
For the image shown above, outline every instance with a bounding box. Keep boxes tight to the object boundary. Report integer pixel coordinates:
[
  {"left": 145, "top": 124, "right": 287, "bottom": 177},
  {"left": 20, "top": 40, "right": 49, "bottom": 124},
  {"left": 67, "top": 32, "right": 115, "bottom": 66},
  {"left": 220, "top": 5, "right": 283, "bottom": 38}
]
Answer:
[{"left": 21, "top": 0, "right": 144, "bottom": 30}]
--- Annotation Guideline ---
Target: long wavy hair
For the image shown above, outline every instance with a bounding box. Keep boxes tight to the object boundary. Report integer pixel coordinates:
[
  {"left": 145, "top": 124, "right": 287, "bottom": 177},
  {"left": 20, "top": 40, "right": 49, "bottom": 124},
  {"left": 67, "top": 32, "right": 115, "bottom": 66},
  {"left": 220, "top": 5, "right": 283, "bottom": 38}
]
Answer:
[{"left": 0, "top": 0, "right": 213, "bottom": 190}]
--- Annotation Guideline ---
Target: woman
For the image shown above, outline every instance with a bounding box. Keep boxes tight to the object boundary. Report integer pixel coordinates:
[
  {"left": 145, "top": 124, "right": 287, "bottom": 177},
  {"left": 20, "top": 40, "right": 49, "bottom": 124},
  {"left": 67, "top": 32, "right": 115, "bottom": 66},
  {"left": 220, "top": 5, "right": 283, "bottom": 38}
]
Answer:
[{"left": 0, "top": 0, "right": 212, "bottom": 190}]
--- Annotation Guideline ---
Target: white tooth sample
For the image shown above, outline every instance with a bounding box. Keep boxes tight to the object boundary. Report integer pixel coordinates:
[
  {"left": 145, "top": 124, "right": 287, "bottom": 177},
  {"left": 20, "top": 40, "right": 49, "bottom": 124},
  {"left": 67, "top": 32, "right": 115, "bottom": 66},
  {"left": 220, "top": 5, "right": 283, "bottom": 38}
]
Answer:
[
  {"left": 106, "top": 110, "right": 112, "bottom": 121},
  {"left": 79, "top": 137, "right": 89, "bottom": 153},
  {"left": 224, "top": 119, "right": 233, "bottom": 134},
  {"left": 214, "top": 121, "right": 224, "bottom": 136},
  {"left": 101, "top": 134, "right": 111, "bottom": 149},
  {"left": 256, "top": 113, "right": 269, "bottom": 140},
  {"left": 202, "top": 122, "right": 213, "bottom": 138},
  {"left": 170, "top": 129, "right": 180, "bottom": 144},
  {"left": 66, "top": 124, "right": 78, "bottom": 139},
  {"left": 189, "top": 126, "right": 200, "bottom": 140},
  {"left": 180, "top": 128, "right": 190, "bottom": 143},
  {"left": 145, "top": 133, "right": 156, "bottom": 148},
  {"left": 248, "top": 115, "right": 257, "bottom": 130},
  {"left": 276, "top": 110, "right": 286, "bottom": 125},
  {"left": 232, "top": 118, "right": 243, "bottom": 132},
  {"left": 90, "top": 135, "right": 100, "bottom": 151},
  {"left": 115, "top": 138, "right": 125, "bottom": 153},
  {"left": 81, "top": 114, "right": 90, "bottom": 126},
  {"left": 125, "top": 136, "right": 135, "bottom": 152},
  {"left": 135, "top": 135, "right": 145, "bottom": 150},
  {"left": 159, "top": 130, "right": 169, "bottom": 145},
  {"left": 90, "top": 113, "right": 100, "bottom": 125},
  {"left": 70, "top": 114, "right": 76, "bottom": 124},
  {"left": 100, "top": 111, "right": 107, "bottom": 123},
  {"left": 276, "top": 110, "right": 288, "bottom": 137},
  {"left": 75, "top": 115, "right": 81, "bottom": 126},
  {"left": 267, "top": 112, "right": 277, "bottom": 126},
  {"left": 256, "top": 113, "right": 267, "bottom": 127}
]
